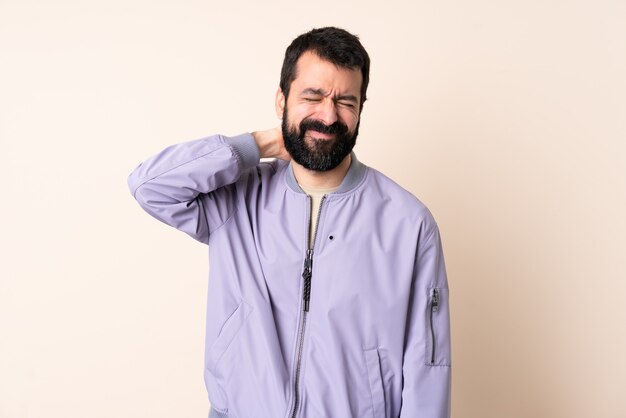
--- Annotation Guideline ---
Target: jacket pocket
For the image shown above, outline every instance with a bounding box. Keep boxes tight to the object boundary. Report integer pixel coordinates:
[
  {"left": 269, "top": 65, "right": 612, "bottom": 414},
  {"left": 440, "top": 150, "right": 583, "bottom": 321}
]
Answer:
[
  {"left": 426, "top": 287, "right": 451, "bottom": 366},
  {"left": 207, "top": 300, "right": 253, "bottom": 374},
  {"left": 363, "top": 347, "right": 386, "bottom": 418}
]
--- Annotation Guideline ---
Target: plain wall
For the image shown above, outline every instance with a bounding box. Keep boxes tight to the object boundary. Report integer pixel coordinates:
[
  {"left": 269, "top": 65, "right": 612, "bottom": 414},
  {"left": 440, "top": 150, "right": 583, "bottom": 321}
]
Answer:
[{"left": 1, "top": 0, "right": 624, "bottom": 417}]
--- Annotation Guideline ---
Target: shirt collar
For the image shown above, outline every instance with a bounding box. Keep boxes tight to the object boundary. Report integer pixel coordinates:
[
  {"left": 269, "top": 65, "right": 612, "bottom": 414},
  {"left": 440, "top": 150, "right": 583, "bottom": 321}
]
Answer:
[{"left": 284, "top": 152, "right": 366, "bottom": 195}]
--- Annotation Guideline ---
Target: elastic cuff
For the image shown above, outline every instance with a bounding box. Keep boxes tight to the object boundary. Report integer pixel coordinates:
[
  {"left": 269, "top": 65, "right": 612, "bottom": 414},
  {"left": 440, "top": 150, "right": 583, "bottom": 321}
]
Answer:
[
  {"left": 209, "top": 407, "right": 229, "bottom": 418},
  {"left": 227, "top": 133, "right": 260, "bottom": 170}
]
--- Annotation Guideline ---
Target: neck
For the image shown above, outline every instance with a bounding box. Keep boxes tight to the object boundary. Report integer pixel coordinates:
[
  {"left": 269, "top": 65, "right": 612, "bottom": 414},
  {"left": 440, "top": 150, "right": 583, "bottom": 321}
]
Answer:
[{"left": 292, "top": 154, "right": 352, "bottom": 189}]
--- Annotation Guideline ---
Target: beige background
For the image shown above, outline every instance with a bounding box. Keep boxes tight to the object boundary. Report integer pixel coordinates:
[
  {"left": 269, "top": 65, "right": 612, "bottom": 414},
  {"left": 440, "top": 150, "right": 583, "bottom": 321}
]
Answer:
[{"left": 1, "top": 0, "right": 625, "bottom": 417}]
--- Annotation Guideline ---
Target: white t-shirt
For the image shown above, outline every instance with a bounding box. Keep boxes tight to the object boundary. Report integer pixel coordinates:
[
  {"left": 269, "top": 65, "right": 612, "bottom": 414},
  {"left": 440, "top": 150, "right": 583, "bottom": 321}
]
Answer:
[{"left": 299, "top": 184, "right": 340, "bottom": 249}]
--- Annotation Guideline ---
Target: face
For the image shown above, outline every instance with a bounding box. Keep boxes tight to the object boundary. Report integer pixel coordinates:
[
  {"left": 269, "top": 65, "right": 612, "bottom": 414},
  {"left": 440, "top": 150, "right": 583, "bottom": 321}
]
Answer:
[{"left": 276, "top": 51, "right": 363, "bottom": 172}]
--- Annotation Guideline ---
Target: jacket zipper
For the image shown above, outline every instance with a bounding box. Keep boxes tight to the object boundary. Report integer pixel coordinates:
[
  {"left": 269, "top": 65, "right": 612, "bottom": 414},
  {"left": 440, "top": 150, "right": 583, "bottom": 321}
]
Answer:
[
  {"left": 289, "top": 195, "right": 326, "bottom": 418},
  {"left": 429, "top": 288, "right": 440, "bottom": 365}
]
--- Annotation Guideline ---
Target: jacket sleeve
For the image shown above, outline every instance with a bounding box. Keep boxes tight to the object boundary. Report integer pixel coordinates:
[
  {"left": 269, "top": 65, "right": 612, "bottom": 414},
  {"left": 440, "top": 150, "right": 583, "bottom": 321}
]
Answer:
[
  {"left": 399, "top": 223, "right": 452, "bottom": 418},
  {"left": 127, "top": 133, "right": 260, "bottom": 245}
]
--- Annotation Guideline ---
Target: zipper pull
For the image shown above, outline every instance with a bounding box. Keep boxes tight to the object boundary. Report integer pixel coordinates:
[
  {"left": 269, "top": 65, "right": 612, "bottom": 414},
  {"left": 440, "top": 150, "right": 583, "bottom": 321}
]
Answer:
[
  {"left": 431, "top": 288, "right": 440, "bottom": 312},
  {"left": 302, "top": 249, "right": 313, "bottom": 312}
]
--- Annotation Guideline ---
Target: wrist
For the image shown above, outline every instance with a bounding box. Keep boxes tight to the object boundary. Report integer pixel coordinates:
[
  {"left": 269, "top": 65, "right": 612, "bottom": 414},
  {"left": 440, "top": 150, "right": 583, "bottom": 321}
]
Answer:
[{"left": 252, "top": 128, "right": 280, "bottom": 158}]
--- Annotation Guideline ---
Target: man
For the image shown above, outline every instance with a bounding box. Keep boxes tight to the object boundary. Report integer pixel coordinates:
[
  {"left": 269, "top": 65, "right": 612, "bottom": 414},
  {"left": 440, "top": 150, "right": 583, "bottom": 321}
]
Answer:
[{"left": 128, "top": 27, "right": 451, "bottom": 418}]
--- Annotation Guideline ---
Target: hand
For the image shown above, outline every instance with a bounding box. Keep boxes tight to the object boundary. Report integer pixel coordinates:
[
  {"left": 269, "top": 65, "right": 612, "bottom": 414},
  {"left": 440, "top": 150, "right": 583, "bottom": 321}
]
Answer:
[{"left": 252, "top": 127, "right": 291, "bottom": 161}]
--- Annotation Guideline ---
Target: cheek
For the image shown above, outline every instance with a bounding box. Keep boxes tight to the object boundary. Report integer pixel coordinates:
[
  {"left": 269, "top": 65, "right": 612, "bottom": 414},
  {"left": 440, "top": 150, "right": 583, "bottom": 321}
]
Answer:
[
  {"left": 341, "top": 112, "right": 360, "bottom": 131},
  {"left": 288, "top": 106, "right": 313, "bottom": 125}
]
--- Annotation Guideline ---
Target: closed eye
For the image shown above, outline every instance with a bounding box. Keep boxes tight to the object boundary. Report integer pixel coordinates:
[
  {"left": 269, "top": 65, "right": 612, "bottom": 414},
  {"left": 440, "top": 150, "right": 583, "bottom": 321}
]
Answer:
[{"left": 337, "top": 101, "right": 355, "bottom": 108}]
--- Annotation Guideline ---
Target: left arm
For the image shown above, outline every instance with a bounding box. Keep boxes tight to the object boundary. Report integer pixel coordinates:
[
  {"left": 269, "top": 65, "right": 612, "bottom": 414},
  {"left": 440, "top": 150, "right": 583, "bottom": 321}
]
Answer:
[{"left": 399, "top": 225, "right": 452, "bottom": 417}]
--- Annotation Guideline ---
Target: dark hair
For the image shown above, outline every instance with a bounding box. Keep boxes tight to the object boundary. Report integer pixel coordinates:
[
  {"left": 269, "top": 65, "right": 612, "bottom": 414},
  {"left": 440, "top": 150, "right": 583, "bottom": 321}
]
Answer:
[{"left": 279, "top": 27, "right": 370, "bottom": 111}]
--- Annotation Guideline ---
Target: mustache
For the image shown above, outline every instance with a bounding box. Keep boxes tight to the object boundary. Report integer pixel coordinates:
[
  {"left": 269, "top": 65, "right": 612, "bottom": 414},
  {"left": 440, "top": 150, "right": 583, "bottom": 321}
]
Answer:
[{"left": 299, "top": 118, "right": 349, "bottom": 136}]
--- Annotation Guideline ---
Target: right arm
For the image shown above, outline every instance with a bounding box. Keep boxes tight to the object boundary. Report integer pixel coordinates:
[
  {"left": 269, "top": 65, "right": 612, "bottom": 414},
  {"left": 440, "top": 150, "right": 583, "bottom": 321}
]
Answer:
[{"left": 127, "top": 129, "right": 287, "bottom": 244}]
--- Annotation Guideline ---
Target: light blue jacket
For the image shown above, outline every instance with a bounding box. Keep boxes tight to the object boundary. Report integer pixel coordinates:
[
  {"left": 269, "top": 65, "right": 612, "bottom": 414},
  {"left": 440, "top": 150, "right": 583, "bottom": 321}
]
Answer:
[{"left": 128, "top": 133, "right": 451, "bottom": 418}]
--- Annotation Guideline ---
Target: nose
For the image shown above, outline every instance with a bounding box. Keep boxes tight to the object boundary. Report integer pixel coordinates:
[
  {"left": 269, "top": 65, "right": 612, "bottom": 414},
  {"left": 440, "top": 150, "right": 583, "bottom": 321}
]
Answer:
[{"left": 315, "top": 99, "right": 338, "bottom": 126}]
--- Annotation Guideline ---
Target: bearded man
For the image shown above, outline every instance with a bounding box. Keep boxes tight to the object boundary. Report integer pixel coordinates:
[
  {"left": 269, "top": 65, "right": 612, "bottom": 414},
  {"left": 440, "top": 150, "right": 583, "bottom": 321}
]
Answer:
[{"left": 128, "top": 26, "right": 452, "bottom": 418}]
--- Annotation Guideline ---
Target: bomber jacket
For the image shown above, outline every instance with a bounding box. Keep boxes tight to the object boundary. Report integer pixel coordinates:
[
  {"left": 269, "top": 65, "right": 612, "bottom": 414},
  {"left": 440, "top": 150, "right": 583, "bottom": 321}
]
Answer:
[{"left": 128, "top": 133, "right": 452, "bottom": 418}]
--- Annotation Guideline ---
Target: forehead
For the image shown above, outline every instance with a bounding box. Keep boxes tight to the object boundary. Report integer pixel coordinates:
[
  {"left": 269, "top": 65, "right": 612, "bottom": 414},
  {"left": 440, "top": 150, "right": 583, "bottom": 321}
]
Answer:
[{"left": 291, "top": 51, "right": 362, "bottom": 97}]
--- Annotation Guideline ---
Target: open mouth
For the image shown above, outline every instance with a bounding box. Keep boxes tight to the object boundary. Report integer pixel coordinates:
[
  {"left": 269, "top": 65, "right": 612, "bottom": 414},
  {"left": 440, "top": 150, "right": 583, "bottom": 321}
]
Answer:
[{"left": 307, "top": 130, "right": 336, "bottom": 140}]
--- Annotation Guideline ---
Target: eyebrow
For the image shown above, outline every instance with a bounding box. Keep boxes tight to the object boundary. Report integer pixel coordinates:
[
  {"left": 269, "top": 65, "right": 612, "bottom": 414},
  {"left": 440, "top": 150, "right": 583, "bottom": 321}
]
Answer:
[{"left": 301, "top": 88, "right": 358, "bottom": 103}]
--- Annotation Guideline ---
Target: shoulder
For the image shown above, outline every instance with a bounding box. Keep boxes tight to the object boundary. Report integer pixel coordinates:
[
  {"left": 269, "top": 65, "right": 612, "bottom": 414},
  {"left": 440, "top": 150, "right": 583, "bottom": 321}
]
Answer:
[
  {"left": 254, "top": 158, "right": 288, "bottom": 178},
  {"left": 236, "top": 158, "right": 289, "bottom": 189},
  {"left": 362, "top": 165, "right": 439, "bottom": 237}
]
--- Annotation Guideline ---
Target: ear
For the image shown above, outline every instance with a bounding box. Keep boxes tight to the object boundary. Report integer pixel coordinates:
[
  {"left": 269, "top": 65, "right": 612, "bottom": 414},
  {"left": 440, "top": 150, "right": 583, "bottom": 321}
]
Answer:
[{"left": 275, "top": 87, "right": 285, "bottom": 119}]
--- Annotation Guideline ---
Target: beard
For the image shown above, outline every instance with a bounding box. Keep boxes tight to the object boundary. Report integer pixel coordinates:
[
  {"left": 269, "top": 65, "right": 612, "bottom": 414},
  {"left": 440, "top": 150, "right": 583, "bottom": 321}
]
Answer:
[{"left": 282, "top": 108, "right": 359, "bottom": 172}]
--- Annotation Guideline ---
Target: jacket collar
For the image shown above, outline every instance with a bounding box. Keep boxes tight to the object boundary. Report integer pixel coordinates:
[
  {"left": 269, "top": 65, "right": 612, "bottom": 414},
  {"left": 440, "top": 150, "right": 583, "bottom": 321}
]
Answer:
[{"left": 285, "top": 152, "right": 366, "bottom": 195}]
